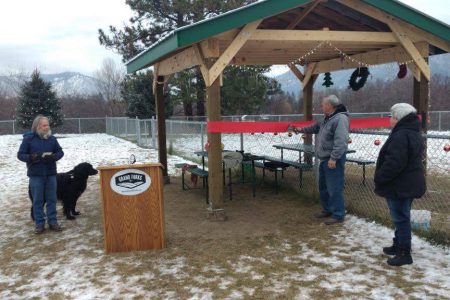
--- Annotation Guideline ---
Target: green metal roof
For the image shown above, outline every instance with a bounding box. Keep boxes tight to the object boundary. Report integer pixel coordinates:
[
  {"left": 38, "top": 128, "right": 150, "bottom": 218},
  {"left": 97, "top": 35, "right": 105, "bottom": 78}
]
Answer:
[{"left": 126, "top": 0, "right": 450, "bottom": 74}]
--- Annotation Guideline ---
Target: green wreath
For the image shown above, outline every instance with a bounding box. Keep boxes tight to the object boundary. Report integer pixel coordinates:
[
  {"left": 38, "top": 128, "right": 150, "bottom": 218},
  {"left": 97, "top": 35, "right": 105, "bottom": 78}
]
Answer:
[{"left": 349, "top": 67, "right": 370, "bottom": 91}]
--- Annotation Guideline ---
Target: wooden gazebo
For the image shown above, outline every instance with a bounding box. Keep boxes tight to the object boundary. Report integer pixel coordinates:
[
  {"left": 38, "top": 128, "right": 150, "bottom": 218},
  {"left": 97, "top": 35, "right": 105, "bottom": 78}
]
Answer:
[{"left": 126, "top": 0, "right": 450, "bottom": 212}]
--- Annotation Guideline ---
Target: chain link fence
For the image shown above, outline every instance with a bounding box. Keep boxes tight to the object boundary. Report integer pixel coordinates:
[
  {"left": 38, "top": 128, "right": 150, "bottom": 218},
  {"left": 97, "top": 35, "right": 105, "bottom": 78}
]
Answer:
[
  {"left": 0, "top": 118, "right": 107, "bottom": 135},
  {"left": 1, "top": 114, "right": 449, "bottom": 244},
  {"left": 104, "top": 116, "right": 449, "bottom": 245}
]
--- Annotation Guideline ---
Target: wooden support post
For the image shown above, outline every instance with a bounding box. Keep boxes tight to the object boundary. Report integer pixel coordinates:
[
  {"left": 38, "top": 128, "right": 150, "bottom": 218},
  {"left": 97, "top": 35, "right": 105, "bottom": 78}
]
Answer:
[
  {"left": 303, "top": 75, "right": 317, "bottom": 165},
  {"left": 413, "top": 77, "right": 421, "bottom": 113},
  {"left": 205, "top": 59, "right": 224, "bottom": 211},
  {"left": 419, "top": 74, "right": 430, "bottom": 133},
  {"left": 155, "top": 76, "right": 170, "bottom": 184}
]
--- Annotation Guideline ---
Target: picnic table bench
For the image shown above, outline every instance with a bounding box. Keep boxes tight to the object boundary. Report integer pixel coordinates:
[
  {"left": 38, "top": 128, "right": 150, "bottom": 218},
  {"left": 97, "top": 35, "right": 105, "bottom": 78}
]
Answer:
[
  {"left": 252, "top": 156, "right": 313, "bottom": 190},
  {"left": 345, "top": 157, "right": 375, "bottom": 185},
  {"left": 175, "top": 163, "right": 209, "bottom": 203}
]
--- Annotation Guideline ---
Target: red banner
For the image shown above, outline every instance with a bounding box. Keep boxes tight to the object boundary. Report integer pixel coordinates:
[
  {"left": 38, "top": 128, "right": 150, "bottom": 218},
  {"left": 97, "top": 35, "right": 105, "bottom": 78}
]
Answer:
[{"left": 207, "top": 117, "right": 390, "bottom": 133}]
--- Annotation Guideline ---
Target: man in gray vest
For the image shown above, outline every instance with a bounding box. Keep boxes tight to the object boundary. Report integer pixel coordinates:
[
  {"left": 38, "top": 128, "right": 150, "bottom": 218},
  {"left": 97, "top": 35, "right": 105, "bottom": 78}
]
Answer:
[{"left": 295, "top": 95, "right": 349, "bottom": 225}]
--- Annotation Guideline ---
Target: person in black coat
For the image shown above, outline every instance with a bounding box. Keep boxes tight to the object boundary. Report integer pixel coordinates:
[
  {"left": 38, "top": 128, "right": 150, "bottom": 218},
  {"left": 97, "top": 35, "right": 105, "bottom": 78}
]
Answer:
[{"left": 374, "top": 103, "right": 426, "bottom": 266}]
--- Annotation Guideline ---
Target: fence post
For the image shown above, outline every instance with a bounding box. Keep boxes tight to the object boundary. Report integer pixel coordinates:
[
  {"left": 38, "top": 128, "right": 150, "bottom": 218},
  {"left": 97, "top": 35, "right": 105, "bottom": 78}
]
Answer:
[
  {"left": 78, "top": 118, "right": 81, "bottom": 134},
  {"left": 151, "top": 117, "right": 157, "bottom": 149},
  {"left": 136, "top": 117, "right": 141, "bottom": 146},
  {"left": 12, "top": 120, "right": 15, "bottom": 135},
  {"left": 125, "top": 118, "right": 128, "bottom": 138}
]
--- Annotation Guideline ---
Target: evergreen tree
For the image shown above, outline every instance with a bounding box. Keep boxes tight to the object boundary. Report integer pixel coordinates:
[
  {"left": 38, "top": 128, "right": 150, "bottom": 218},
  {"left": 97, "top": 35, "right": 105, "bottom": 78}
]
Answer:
[
  {"left": 121, "top": 70, "right": 173, "bottom": 119},
  {"left": 221, "top": 66, "right": 274, "bottom": 115},
  {"left": 16, "top": 69, "right": 63, "bottom": 129}
]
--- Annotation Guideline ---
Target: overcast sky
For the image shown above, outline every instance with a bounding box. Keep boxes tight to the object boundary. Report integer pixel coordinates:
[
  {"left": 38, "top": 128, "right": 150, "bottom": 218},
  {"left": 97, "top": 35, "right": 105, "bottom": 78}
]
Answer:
[{"left": 0, "top": 0, "right": 448, "bottom": 76}]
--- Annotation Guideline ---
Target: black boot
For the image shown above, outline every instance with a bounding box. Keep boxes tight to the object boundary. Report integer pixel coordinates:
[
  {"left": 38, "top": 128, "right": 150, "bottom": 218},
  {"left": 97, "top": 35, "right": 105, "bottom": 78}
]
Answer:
[
  {"left": 387, "top": 246, "right": 413, "bottom": 266},
  {"left": 383, "top": 238, "right": 398, "bottom": 256}
]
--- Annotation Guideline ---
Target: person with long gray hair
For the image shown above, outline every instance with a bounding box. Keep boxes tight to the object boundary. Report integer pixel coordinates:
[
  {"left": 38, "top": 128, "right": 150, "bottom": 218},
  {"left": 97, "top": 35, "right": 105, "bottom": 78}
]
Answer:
[
  {"left": 17, "top": 115, "right": 64, "bottom": 234},
  {"left": 294, "top": 95, "right": 350, "bottom": 225},
  {"left": 374, "top": 103, "right": 426, "bottom": 266}
]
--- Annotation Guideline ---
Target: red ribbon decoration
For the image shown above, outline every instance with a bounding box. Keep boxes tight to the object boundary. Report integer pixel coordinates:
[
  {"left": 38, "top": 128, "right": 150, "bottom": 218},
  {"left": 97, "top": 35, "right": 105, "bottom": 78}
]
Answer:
[{"left": 207, "top": 117, "right": 391, "bottom": 133}]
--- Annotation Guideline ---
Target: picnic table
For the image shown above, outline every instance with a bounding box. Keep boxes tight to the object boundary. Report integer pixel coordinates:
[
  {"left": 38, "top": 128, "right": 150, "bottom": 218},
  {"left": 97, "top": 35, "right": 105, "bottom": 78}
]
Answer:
[
  {"left": 194, "top": 150, "right": 264, "bottom": 198},
  {"left": 272, "top": 143, "right": 373, "bottom": 185}
]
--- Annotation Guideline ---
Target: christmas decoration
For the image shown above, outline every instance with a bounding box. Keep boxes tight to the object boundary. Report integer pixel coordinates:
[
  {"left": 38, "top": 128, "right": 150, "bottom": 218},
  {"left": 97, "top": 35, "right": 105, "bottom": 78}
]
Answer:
[
  {"left": 444, "top": 143, "right": 450, "bottom": 152},
  {"left": 374, "top": 138, "right": 381, "bottom": 146},
  {"left": 397, "top": 64, "right": 408, "bottom": 79},
  {"left": 349, "top": 67, "right": 370, "bottom": 91},
  {"left": 322, "top": 72, "right": 334, "bottom": 88}
]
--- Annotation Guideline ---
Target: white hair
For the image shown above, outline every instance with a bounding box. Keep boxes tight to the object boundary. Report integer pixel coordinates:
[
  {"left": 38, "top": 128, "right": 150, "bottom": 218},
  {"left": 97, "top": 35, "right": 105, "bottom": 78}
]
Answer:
[
  {"left": 31, "top": 115, "right": 49, "bottom": 132},
  {"left": 390, "top": 103, "right": 417, "bottom": 121},
  {"left": 322, "top": 95, "right": 341, "bottom": 107}
]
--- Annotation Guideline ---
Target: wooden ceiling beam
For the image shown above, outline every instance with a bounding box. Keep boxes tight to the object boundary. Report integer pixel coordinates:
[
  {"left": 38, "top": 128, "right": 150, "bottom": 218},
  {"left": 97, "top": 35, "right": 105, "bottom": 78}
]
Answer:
[
  {"left": 158, "top": 47, "right": 199, "bottom": 76},
  {"left": 225, "top": 30, "right": 400, "bottom": 44}
]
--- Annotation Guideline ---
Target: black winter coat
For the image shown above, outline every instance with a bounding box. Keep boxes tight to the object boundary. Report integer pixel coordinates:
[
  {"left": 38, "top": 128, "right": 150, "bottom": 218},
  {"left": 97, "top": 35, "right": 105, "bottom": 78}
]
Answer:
[{"left": 374, "top": 113, "right": 426, "bottom": 199}]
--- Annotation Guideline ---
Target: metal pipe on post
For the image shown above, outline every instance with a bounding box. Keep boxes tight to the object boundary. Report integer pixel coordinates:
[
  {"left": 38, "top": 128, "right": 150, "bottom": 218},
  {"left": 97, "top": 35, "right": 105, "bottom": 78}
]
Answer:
[
  {"left": 151, "top": 117, "right": 157, "bottom": 149},
  {"left": 125, "top": 118, "right": 128, "bottom": 138},
  {"left": 78, "top": 118, "right": 81, "bottom": 134},
  {"left": 200, "top": 122, "right": 205, "bottom": 152}
]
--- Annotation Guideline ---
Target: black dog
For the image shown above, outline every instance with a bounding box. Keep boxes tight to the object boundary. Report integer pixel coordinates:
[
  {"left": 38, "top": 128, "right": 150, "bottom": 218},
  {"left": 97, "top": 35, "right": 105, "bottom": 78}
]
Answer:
[{"left": 29, "top": 162, "right": 98, "bottom": 220}]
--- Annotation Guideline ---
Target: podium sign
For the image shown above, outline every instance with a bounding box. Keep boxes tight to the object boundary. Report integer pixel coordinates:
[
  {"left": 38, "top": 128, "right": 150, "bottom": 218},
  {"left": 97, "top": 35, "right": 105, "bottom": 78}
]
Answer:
[{"left": 98, "top": 163, "right": 165, "bottom": 253}]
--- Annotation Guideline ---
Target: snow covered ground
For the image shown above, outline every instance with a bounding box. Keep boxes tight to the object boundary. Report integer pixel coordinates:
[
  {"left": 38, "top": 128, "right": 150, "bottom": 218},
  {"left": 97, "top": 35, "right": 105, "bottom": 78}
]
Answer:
[{"left": 0, "top": 134, "right": 449, "bottom": 299}]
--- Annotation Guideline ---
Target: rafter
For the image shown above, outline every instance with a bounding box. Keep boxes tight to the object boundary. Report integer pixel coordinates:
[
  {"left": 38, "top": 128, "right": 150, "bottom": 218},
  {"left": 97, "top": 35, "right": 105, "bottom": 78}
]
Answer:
[
  {"left": 288, "top": 64, "right": 305, "bottom": 82},
  {"left": 193, "top": 44, "right": 210, "bottom": 86},
  {"left": 302, "top": 62, "right": 317, "bottom": 87},
  {"left": 336, "top": 0, "right": 450, "bottom": 53},
  {"left": 208, "top": 20, "right": 262, "bottom": 86},
  {"left": 287, "top": 0, "right": 322, "bottom": 29}
]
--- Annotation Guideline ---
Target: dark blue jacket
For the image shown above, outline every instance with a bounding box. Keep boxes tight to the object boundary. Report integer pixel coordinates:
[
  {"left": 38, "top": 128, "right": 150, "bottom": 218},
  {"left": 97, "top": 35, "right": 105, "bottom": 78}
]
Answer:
[{"left": 17, "top": 132, "right": 64, "bottom": 176}]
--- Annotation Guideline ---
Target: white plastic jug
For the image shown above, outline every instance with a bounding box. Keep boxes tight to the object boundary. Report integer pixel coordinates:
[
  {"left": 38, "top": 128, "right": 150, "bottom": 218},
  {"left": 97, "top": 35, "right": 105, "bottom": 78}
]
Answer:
[{"left": 410, "top": 209, "right": 431, "bottom": 231}]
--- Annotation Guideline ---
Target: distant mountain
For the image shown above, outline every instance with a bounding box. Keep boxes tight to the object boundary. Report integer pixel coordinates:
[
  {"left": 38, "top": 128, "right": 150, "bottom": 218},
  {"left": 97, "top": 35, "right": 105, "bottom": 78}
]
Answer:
[
  {"left": 274, "top": 53, "right": 450, "bottom": 97},
  {"left": 0, "top": 72, "right": 100, "bottom": 97}
]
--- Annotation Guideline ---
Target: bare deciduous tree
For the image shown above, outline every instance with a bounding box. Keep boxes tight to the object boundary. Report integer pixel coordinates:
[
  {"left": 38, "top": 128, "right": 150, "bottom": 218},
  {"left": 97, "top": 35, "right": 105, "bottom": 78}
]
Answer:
[{"left": 93, "top": 58, "right": 125, "bottom": 103}]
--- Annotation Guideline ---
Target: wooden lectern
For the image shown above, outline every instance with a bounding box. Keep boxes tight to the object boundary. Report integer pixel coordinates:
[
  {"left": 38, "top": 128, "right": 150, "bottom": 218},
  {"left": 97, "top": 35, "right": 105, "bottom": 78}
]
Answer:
[{"left": 97, "top": 163, "right": 165, "bottom": 253}]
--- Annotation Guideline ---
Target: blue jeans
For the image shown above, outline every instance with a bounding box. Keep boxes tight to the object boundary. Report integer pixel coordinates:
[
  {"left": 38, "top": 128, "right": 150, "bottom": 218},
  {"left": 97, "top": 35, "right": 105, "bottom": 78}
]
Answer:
[
  {"left": 318, "top": 156, "right": 346, "bottom": 220},
  {"left": 387, "top": 197, "right": 413, "bottom": 249},
  {"left": 29, "top": 176, "right": 58, "bottom": 226}
]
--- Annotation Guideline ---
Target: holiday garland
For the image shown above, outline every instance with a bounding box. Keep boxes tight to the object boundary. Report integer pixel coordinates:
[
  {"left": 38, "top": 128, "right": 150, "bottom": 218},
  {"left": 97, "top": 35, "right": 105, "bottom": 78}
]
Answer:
[{"left": 349, "top": 67, "right": 370, "bottom": 91}]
